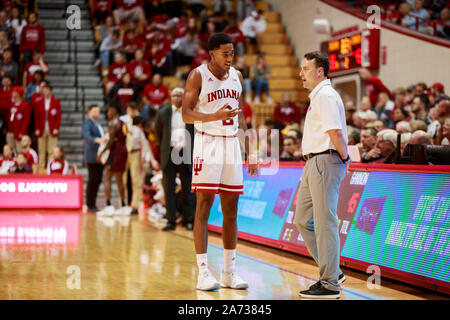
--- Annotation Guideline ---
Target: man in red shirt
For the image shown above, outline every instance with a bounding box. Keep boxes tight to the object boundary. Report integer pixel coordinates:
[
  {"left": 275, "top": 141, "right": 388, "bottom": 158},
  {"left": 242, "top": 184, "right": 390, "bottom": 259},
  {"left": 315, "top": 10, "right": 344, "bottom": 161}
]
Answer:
[
  {"left": 92, "top": 0, "right": 113, "bottom": 24},
  {"left": 20, "top": 12, "right": 45, "bottom": 67},
  {"left": 6, "top": 86, "right": 30, "bottom": 154},
  {"left": 122, "top": 27, "right": 145, "bottom": 62},
  {"left": 0, "top": 75, "right": 12, "bottom": 121},
  {"left": 273, "top": 91, "right": 300, "bottom": 130},
  {"left": 141, "top": 73, "right": 169, "bottom": 119},
  {"left": 223, "top": 14, "right": 245, "bottom": 56},
  {"left": 113, "top": 0, "right": 145, "bottom": 26},
  {"left": 358, "top": 68, "right": 391, "bottom": 108},
  {"left": 107, "top": 51, "right": 128, "bottom": 94},
  {"left": 22, "top": 50, "right": 49, "bottom": 88},
  {"left": 127, "top": 47, "right": 151, "bottom": 92},
  {"left": 20, "top": 134, "right": 38, "bottom": 173},
  {"left": 34, "top": 81, "right": 61, "bottom": 170}
]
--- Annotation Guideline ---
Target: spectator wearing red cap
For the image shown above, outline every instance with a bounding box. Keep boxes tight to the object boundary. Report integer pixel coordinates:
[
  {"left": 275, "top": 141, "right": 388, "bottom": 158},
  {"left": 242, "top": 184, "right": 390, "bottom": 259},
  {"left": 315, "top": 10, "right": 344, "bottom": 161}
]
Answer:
[
  {"left": 6, "top": 86, "right": 30, "bottom": 154},
  {"left": 358, "top": 68, "right": 391, "bottom": 108},
  {"left": 20, "top": 12, "right": 45, "bottom": 67},
  {"left": 34, "top": 81, "right": 61, "bottom": 170},
  {"left": 429, "top": 82, "right": 449, "bottom": 104},
  {"left": 22, "top": 50, "right": 49, "bottom": 89}
]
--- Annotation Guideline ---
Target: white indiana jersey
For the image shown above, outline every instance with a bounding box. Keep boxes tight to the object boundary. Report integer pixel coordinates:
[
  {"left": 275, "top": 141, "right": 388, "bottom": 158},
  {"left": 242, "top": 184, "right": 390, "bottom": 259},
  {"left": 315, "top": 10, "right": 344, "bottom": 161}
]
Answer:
[{"left": 194, "top": 64, "right": 242, "bottom": 136}]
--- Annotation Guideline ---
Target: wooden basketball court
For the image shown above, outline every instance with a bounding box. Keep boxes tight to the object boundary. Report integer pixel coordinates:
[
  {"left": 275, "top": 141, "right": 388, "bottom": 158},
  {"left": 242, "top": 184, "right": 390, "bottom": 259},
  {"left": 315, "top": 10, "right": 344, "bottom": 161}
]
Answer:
[{"left": 0, "top": 211, "right": 447, "bottom": 300}]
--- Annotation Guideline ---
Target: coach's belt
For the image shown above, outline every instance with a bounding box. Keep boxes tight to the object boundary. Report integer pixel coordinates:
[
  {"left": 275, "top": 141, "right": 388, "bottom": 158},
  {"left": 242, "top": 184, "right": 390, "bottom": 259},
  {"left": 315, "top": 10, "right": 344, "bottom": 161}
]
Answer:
[
  {"left": 197, "top": 131, "right": 236, "bottom": 138},
  {"left": 303, "top": 149, "right": 339, "bottom": 161}
]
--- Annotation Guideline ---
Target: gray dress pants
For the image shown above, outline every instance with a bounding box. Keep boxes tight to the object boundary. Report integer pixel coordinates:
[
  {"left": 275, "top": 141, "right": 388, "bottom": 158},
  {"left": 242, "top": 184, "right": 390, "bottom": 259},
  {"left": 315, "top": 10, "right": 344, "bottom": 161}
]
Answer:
[{"left": 294, "top": 152, "right": 346, "bottom": 291}]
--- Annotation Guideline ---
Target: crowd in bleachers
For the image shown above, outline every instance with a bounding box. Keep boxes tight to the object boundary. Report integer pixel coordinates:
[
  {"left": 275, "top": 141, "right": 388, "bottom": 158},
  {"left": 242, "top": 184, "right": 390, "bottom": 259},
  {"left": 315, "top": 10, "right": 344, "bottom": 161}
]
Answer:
[
  {"left": 347, "top": 0, "right": 450, "bottom": 39},
  {"left": 0, "top": 2, "right": 68, "bottom": 175}
]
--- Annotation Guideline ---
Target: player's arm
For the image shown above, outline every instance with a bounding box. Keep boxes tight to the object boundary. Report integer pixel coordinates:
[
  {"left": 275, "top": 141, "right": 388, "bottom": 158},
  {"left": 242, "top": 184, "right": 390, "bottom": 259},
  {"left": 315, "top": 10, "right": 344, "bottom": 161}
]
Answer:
[
  {"left": 182, "top": 69, "right": 240, "bottom": 124},
  {"left": 237, "top": 70, "right": 259, "bottom": 177}
]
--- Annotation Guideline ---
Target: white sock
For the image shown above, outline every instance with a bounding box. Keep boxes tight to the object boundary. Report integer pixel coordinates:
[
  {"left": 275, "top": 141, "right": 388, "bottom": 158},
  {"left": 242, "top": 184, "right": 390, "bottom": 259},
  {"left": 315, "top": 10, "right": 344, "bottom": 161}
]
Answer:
[
  {"left": 196, "top": 253, "right": 208, "bottom": 271},
  {"left": 223, "top": 249, "right": 236, "bottom": 273}
]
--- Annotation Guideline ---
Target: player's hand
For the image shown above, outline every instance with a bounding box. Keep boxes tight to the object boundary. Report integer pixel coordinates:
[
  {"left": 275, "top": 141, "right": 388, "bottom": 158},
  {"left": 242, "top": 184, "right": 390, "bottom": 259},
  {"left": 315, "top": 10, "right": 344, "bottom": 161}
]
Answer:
[
  {"left": 247, "top": 154, "right": 260, "bottom": 177},
  {"left": 214, "top": 104, "right": 241, "bottom": 121}
]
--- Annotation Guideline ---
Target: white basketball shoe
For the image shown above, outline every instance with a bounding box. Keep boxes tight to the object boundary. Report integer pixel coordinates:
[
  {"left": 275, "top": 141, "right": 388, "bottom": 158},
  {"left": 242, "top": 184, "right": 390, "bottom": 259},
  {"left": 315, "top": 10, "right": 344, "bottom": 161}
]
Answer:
[
  {"left": 220, "top": 270, "right": 249, "bottom": 289},
  {"left": 196, "top": 269, "right": 220, "bottom": 291}
]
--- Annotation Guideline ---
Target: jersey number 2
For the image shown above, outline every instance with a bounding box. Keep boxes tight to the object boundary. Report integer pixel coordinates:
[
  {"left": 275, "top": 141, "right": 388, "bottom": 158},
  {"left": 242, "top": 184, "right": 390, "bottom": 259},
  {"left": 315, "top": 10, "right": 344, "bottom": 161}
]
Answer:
[{"left": 222, "top": 105, "right": 234, "bottom": 126}]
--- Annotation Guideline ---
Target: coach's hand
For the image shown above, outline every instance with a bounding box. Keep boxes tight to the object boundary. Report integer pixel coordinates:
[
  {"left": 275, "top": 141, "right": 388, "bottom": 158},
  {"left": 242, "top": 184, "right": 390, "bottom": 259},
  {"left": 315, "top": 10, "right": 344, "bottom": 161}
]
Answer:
[
  {"left": 247, "top": 154, "right": 260, "bottom": 177},
  {"left": 214, "top": 104, "right": 241, "bottom": 121}
]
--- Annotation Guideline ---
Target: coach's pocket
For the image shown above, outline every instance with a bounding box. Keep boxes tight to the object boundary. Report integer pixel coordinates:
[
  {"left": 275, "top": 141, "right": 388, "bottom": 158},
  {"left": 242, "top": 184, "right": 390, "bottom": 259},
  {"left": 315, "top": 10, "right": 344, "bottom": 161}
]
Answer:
[{"left": 314, "top": 156, "right": 323, "bottom": 176}]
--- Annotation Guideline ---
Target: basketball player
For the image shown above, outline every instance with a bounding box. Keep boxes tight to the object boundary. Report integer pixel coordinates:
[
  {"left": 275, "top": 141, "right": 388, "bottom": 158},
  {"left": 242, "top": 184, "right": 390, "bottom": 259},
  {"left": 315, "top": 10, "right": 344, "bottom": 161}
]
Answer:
[
  {"left": 182, "top": 33, "right": 259, "bottom": 291},
  {"left": 97, "top": 105, "right": 128, "bottom": 216}
]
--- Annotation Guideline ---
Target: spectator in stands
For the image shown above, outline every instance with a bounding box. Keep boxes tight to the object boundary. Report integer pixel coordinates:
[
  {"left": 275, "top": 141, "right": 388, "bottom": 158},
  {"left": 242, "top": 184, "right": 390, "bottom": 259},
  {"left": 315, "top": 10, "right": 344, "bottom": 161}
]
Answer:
[
  {"left": 213, "top": 0, "right": 232, "bottom": 14},
  {"left": 252, "top": 54, "right": 272, "bottom": 103},
  {"left": 402, "top": 0, "right": 430, "bottom": 31},
  {"left": 286, "top": 128, "right": 303, "bottom": 157},
  {"left": 411, "top": 94, "right": 431, "bottom": 125},
  {"left": 113, "top": 0, "right": 146, "bottom": 26},
  {"left": 353, "top": 109, "right": 378, "bottom": 129},
  {"left": 348, "top": 127, "right": 360, "bottom": 146},
  {"left": 344, "top": 100, "right": 357, "bottom": 128},
  {"left": 439, "top": 117, "right": 450, "bottom": 145},
  {"left": 0, "top": 144, "right": 16, "bottom": 174},
  {"left": 83, "top": 104, "right": 107, "bottom": 213},
  {"left": 107, "top": 51, "right": 128, "bottom": 94},
  {"left": 410, "top": 119, "right": 428, "bottom": 132},
  {"left": 47, "top": 146, "right": 69, "bottom": 175},
  {"left": 241, "top": 10, "right": 266, "bottom": 54},
  {"left": 186, "top": 0, "right": 206, "bottom": 18},
  {"left": 200, "top": 20, "right": 217, "bottom": 49},
  {"left": 358, "top": 127, "right": 377, "bottom": 161},
  {"left": 149, "top": 40, "right": 169, "bottom": 75},
  {"left": 177, "top": 29, "right": 199, "bottom": 66},
  {"left": 92, "top": 0, "right": 113, "bottom": 25},
  {"left": 13, "top": 153, "right": 31, "bottom": 173},
  {"left": 429, "top": 82, "right": 449, "bottom": 104},
  {"left": 365, "top": 129, "right": 398, "bottom": 163},
  {"left": 409, "top": 130, "right": 433, "bottom": 145},
  {"left": 234, "top": 56, "right": 251, "bottom": 101},
  {"left": 8, "top": 7, "right": 26, "bottom": 61},
  {"left": 224, "top": 14, "right": 245, "bottom": 57},
  {"left": 99, "top": 29, "right": 122, "bottom": 70},
  {"left": 396, "top": 120, "right": 412, "bottom": 134},
  {"left": 359, "top": 95, "right": 371, "bottom": 111},
  {"left": 428, "top": 105, "right": 441, "bottom": 138},
  {"left": 0, "top": 10, "right": 14, "bottom": 45},
  {"left": 393, "top": 87, "right": 407, "bottom": 111},
  {"left": 142, "top": 73, "right": 170, "bottom": 119},
  {"left": 375, "top": 91, "right": 395, "bottom": 126},
  {"left": 108, "top": 72, "right": 137, "bottom": 115},
  {"left": 122, "top": 26, "right": 145, "bottom": 62},
  {"left": 97, "top": 15, "right": 116, "bottom": 44},
  {"left": 34, "top": 81, "right": 61, "bottom": 170},
  {"left": 393, "top": 107, "right": 410, "bottom": 126},
  {"left": 273, "top": 91, "right": 300, "bottom": 129},
  {"left": 6, "top": 86, "right": 29, "bottom": 153},
  {"left": 414, "top": 82, "right": 428, "bottom": 96},
  {"left": 22, "top": 50, "right": 48, "bottom": 89},
  {"left": 20, "top": 12, "right": 45, "bottom": 67},
  {"left": 188, "top": 41, "right": 209, "bottom": 72},
  {"left": 0, "top": 75, "right": 12, "bottom": 120},
  {"left": 237, "top": 0, "right": 255, "bottom": 22},
  {"left": 387, "top": 2, "right": 412, "bottom": 25},
  {"left": 436, "top": 7, "right": 450, "bottom": 39},
  {"left": 358, "top": 68, "right": 391, "bottom": 108},
  {"left": 280, "top": 136, "right": 302, "bottom": 161},
  {"left": 25, "top": 70, "right": 43, "bottom": 102},
  {"left": 0, "top": 48, "right": 18, "bottom": 83},
  {"left": 0, "top": 30, "right": 10, "bottom": 60},
  {"left": 20, "top": 134, "right": 38, "bottom": 173},
  {"left": 127, "top": 48, "right": 151, "bottom": 93},
  {"left": 373, "top": 119, "right": 388, "bottom": 132}
]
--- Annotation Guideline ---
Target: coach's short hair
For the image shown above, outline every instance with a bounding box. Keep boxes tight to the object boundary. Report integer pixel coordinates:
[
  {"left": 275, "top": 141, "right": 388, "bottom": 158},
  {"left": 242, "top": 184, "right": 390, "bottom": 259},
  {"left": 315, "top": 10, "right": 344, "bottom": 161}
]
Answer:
[
  {"left": 304, "top": 51, "right": 330, "bottom": 77},
  {"left": 208, "top": 33, "right": 233, "bottom": 51}
]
